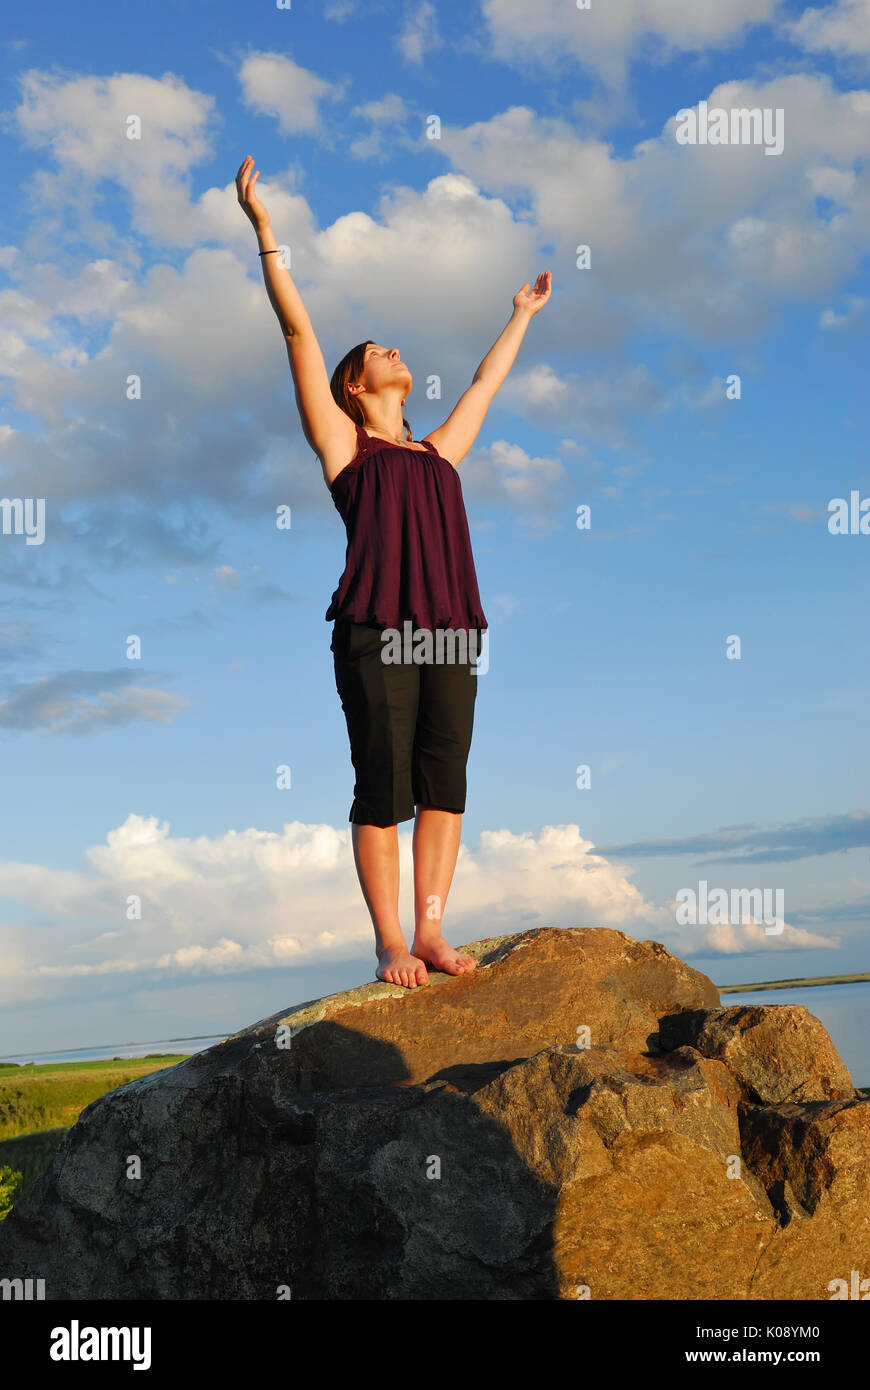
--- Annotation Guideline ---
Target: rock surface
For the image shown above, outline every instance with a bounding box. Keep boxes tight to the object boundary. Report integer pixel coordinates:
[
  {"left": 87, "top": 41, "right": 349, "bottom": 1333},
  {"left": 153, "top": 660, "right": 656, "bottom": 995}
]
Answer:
[
  {"left": 658, "top": 1004, "right": 855, "bottom": 1103},
  {"left": 0, "top": 926, "right": 867, "bottom": 1300}
]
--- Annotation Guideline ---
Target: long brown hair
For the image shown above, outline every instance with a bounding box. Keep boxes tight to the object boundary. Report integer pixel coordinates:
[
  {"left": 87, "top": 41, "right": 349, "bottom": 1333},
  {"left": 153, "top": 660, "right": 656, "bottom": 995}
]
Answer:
[{"left": 329, "top": 340, "right": 413, "bottom": 441}]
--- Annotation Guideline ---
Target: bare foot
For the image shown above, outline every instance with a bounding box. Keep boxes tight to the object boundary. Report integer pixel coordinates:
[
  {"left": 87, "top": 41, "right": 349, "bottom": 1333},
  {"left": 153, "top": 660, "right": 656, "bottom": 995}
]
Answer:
[
  {"left": 411, "top": 935, "right": 477, "bottom": 976},
  {"left": 376, "top": 944, "right": 428, "bottom": 989}
]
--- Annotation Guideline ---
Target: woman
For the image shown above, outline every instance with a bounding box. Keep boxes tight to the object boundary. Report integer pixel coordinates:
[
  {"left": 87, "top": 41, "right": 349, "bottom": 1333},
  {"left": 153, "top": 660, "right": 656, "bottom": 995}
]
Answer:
[{"left": 236, "top": 155, "right": 551, "bottom": 989}]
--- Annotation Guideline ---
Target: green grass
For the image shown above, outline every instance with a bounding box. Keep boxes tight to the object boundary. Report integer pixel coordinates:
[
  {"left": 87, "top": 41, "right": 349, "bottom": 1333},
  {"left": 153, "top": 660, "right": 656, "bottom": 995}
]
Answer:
[
  {"left": 0, "top": 1053, "right": 188, "bottom": 1076},
  {"left": 0, "top": 1127, "right": 67, "bottom": 1192},
  {"left": 0, "top": 1054, "right": 188, "bottom": 1143}
]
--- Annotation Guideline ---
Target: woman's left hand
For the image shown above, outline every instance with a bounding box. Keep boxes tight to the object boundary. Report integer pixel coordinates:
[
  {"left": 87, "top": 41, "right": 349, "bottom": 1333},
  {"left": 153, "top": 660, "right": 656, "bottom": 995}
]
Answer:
[{"left": 513, "top": 270, "right": 552, "bottom": 316}]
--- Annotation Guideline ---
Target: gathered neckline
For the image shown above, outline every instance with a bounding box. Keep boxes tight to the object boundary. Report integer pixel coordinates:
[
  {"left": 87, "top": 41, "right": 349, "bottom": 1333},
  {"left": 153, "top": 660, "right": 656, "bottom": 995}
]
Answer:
[
  {"left": 359, "top": 426, "right": 435, "bottom": 456},
  {"left": 329, "top": 425, "right": 449, "bottom": 493}
]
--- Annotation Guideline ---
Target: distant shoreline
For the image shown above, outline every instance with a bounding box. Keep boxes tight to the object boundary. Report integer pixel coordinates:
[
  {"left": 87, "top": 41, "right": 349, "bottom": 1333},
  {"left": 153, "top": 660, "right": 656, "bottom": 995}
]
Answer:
[{"left": 720, "top": 972, "right": 870, "bottom": 993}]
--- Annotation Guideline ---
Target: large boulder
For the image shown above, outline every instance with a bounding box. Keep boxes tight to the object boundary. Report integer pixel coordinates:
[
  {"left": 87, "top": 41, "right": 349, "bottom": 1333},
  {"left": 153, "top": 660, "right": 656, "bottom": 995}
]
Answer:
[
  {"left": 658, "top": 1004, "right": 856, "bottom": 1103},
  {"left": 0, "top": 926, "right": 867, "bottom": 1300}
]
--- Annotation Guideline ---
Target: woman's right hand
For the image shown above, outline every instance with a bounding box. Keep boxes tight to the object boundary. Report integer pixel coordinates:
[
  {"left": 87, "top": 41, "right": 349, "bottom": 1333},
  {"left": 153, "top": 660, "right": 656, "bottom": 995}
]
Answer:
[{"left": 236, "top": 155, "right": 270, "bottom": 232}]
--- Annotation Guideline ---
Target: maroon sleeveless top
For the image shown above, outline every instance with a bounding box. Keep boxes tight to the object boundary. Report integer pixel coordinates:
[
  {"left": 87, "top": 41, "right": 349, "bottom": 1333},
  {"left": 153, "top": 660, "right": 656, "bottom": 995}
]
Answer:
[{"left": 325, "top": 423, "right": 488, "bottom": 631}]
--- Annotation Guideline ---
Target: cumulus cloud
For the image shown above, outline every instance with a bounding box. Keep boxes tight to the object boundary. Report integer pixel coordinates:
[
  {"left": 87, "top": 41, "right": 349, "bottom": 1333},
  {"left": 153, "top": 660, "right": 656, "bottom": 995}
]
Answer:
[
  {"left": 1, "top": 120, "right": 544, "bottom": 559},
  {"left": 461, "top": 439, "right": 567, "bottom": 521},
  {"left": 237, "top": 51, "right": 345, "bottom": 134},
  {"left": 0, "top": 815, "right": 848, "bottom": 1009},
  {"left": 2, "top": 63, "right": 869, "bottom": 571},
  {"left": 698, "top": 918, "right": 833, "bottom": 953},
  {"left": 480, "top": 0, "right": 781, "bottom": 87},
  {"left": 787, "top": 0, "right": 870, "bottom": 57},
  {"left": 0, "top": 815, "right": 665, "bottom": 999},
  {"left": 436, "top": 76, "right": 870, "bottom": 341},
  {"left": 315, "top": 173, "right": 538, "bottom": 330},
  {"left": 12, "top": 68, "right": 216, "bottom": 248},
  {"left": 499, "top": 363, "right": 667, "bottom": 446}
]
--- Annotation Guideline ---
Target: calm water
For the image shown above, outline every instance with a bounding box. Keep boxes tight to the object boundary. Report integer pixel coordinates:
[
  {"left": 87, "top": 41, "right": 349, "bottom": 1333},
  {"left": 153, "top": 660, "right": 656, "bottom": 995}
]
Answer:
[{"left": 0, "top": 1038, "right": 219, "bottom": 1068}]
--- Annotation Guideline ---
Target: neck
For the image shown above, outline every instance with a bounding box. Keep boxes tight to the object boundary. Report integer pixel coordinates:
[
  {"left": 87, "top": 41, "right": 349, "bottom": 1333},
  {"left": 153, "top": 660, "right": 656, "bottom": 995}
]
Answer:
[{"left": 361, "top": 395, "right": 407, "bottom": 441}]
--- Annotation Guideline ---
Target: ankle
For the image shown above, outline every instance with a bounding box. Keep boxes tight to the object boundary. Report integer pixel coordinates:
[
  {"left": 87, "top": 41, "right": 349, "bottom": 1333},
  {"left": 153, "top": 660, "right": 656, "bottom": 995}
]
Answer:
[
  {"left": 412, "top": 925, "right": 444, "bottom": 942},
  {"left": 376, "top": 932, "right": 407, "bottom": 956}
]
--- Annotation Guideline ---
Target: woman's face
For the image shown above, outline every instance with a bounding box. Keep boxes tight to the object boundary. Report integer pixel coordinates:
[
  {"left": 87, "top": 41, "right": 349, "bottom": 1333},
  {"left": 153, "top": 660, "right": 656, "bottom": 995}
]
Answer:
[{"left": 354, "top": 343, "right": 413, "bottom": 399}]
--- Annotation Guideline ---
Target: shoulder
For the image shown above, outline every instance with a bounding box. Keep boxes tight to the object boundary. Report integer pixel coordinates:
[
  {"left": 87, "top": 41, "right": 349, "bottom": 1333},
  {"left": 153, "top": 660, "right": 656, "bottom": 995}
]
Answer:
[{"left": 421, "top": 437, "right": 457, "bottom": 469}]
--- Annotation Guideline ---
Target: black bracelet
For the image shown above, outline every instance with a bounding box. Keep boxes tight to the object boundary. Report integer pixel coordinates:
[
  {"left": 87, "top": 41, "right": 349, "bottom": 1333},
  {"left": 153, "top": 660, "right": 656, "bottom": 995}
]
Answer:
[{"left": 258, "top": 249, "right": 279, "bottom": 256}]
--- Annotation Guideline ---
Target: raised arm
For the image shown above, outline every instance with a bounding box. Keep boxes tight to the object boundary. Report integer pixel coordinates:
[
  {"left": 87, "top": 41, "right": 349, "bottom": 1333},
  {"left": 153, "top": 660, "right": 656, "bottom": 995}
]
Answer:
[
  {"left": 426, "top": 272, "right": 552, "bottom": 468},
  {"left": 235, "top": 156, "right": 354, "bottom": 467}
]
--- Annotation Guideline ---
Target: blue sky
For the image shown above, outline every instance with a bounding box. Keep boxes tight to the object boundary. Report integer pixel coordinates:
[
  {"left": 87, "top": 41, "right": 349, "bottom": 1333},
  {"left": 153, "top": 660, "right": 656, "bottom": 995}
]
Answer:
[{"left": 1, "top": 0, "right": 869, "bottom": 1060}]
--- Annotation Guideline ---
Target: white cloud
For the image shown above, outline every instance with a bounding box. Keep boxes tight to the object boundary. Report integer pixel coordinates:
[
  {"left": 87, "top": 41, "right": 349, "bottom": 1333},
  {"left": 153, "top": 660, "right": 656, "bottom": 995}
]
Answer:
[
  {"left": 819, "top": 294, "right": 868, "bottom": 328},
  {"left": 13, "top": 69, "right": 216, "bottom": 248},
  {"left": 500, "top": 363, "right": 667, "bottom": 445},
  {"left": 699, "top": 918, "right": 833, "bottom": 953},
  {"left": 0, "top": 815, "right": 667, "bottom": 999},
  {"left": 237, "top": 51, "right": 344, "bottom": 134},
  {"left": 9, "top": 68, "right": 310, "bottom": 255},
  {"left": 0, "top": 814, "right": 846, "bottom": 1008},
  {"left": 397, "top": 1, "right": 443, "bottom": 64},
  {"left": 437, "top": 76, "right": 870, "bottom": 339},
  {"left": 461, "top": 439, "right": 567, "bottom": 517},
  {"left": 0, "top": 671, "right": 188, "bottom": 734},
  {"left": 503, "top": 363, "right": 569, "bottom": 409},
  {"left": 481, "top": 0, "right": 782, "bottom": 87},
  {"left": 695, "top": 376, "right": 730, "bottom": 408},
  {"left": 788, "top": 0, "right": 870, "bottom": 56},
  {"left": 349, "top": 93, "right": 410, "bottom": 159},
  {"left": 0, "top": 103, "right": 545, "bottom": 532},
  {"left": 353, "top": 94, "right": 408, "bottom": 124},
  {"left": 3, "top": 64, "right": 869, "bottom": 557}
]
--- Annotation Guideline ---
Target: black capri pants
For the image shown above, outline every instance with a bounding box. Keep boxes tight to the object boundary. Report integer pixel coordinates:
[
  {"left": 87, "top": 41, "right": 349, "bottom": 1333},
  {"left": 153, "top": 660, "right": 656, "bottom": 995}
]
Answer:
[{"left": 331, "top": 619, "right": 482, "bottom": 827}]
